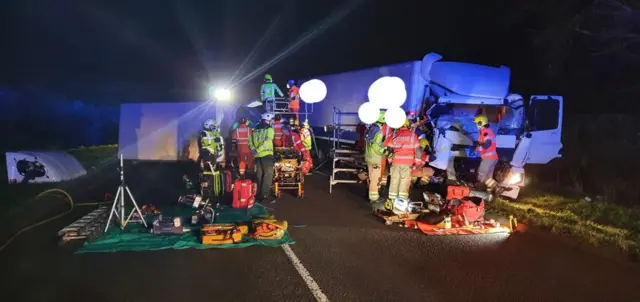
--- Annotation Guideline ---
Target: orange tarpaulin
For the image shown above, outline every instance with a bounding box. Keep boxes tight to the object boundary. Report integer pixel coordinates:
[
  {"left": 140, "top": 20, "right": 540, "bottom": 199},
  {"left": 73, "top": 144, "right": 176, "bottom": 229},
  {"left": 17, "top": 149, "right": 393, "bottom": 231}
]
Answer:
[{"left": 405, "top": 216, "right": 511, "bottom": 236}]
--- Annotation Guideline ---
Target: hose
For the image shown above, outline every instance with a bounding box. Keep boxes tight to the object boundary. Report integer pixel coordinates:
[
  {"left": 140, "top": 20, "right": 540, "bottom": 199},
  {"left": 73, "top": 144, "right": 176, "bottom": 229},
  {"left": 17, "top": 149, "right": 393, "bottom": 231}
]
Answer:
[{"left": 0, "top": 189, "right": 111, "bottom": 254}]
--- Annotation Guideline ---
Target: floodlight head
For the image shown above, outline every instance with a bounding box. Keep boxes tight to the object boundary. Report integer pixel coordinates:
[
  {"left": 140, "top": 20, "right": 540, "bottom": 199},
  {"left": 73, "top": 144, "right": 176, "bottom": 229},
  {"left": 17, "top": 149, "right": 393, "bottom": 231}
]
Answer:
[
  {"left": 213, "top": 88, "right": 232, "bottom": 101},
  {"left": 299, "top": 79, "right": 327, "bottom": 104}
]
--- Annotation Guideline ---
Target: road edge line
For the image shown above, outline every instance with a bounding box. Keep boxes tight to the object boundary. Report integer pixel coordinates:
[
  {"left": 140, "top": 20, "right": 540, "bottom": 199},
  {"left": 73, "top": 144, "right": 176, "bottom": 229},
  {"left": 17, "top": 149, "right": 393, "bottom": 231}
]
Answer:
[{"left": 281, "top": 244, "right": 330, "bottom": 302}]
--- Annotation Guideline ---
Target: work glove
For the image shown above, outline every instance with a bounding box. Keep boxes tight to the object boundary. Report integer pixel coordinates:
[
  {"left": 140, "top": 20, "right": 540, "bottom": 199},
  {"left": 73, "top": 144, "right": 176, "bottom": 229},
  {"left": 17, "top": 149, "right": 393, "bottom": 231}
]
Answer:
[{"left": 251, "top": 149, "right": 258, "bottom": 156}]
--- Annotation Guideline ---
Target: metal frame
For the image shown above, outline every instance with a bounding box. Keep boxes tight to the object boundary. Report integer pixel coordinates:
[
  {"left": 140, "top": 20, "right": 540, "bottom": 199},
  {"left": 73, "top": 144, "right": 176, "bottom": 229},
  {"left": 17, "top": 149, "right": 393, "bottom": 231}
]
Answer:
[
  {"left": 105, "top": 154, "right": 148, "bottom": 232},
  {"left": 328, "top": 107, "right": 365, "bottom": 194},
  {"left": 266, "top": 97, "right": 314, "bottom": 122}
]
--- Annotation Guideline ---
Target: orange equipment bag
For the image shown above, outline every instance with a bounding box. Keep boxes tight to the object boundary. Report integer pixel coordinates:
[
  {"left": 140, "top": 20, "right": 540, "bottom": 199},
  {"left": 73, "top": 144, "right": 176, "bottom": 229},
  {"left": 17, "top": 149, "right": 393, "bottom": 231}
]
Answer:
[
  {"left": 201, "top": 224, "right": 249, "bottom": 245},
  {"left": 250, "top": 218, "right": 288, "bottom": 240},
  {"left": 446, "top": 185, "right": 470, "bottom": 200}
]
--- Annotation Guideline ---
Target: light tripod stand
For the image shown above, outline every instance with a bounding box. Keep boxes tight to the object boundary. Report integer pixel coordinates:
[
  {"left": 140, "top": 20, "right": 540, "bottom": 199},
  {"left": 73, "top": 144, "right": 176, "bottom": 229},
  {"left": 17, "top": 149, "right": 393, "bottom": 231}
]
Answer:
[{"left": 105, "top": 154, "right": 148, "bottom": 232}]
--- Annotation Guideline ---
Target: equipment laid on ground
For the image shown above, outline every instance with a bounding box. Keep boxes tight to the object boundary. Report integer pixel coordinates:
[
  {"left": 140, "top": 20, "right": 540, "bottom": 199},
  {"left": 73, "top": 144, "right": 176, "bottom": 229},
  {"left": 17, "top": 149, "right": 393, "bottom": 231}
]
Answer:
[
  {"left": 273, "top": 148, "right": 304, "bottom": 198},
  {"left": 201, "top": 224, "right": 249, "bottom": 245},
  {"left": 250, "top": 218, "right": 288, "bottom": 240},
  {"left": 374, "top": 197, "right": 427, "bottom": 225},
  {"left": 58, "top": 206, "right": 109, "bottom": 242},
  {"left": 150, "top": 215, "right": 188, "bottom": 235},
  {"left": 232, "top": 178, "right": 257, "bottom": 209},
  {"left": 105, "top": 154, "right": 148, "bottom": 232},
  {"left": 327, "top": 107, "right": 367, "bottom": 194}
]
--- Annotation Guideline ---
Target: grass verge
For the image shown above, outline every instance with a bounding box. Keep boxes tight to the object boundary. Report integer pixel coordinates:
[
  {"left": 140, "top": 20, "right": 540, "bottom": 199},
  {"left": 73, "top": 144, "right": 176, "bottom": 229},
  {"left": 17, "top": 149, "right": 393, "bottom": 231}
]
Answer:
[{"left": 488, "top": 192, "right": 640, "bottom": 259}]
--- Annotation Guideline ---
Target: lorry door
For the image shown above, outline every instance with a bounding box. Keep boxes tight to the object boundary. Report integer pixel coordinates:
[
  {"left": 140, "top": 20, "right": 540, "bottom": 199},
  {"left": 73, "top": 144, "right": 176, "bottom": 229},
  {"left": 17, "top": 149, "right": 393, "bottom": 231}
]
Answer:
[{"left": 524, "top": 95, "right": 563, "bottom": 164}]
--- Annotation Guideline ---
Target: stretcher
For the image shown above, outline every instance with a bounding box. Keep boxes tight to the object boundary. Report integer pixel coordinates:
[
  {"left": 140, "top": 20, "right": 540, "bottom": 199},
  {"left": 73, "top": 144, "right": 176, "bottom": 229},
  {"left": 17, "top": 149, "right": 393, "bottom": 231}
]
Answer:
[{"left": 273, "top": 148, "right": 304, "bottom": 198}]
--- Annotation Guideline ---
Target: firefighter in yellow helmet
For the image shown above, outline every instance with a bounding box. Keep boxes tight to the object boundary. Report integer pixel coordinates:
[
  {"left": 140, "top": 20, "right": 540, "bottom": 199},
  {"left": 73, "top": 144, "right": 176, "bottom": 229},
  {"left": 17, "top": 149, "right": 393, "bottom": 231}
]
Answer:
[
  {"left": 364, "top": 110, "right": 388, "bottom": 203},
  {"left": 473, "top": 114, "right": 498, "bottom": 190}
]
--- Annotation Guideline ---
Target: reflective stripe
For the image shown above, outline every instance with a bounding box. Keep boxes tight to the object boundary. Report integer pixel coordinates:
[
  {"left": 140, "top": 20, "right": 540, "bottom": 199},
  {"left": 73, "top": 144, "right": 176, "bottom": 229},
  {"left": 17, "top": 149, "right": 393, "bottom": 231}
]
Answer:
[{"left": 394, "top": 155, "right": 414, "bottom": 160}]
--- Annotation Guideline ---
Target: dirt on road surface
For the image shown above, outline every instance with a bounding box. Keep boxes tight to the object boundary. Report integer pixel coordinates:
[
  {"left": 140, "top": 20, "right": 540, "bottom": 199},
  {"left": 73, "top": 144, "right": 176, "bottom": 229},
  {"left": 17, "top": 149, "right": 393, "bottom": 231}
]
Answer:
[{"left": 1, "top": 162, "right": 639, "bottom": 302}]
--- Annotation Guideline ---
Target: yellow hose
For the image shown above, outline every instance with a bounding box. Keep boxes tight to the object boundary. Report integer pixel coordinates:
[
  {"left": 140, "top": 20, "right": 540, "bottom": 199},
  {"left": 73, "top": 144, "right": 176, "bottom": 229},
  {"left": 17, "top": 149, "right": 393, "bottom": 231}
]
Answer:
[{"left": 0, "top": 189, "right": 111, "bottom": 253}]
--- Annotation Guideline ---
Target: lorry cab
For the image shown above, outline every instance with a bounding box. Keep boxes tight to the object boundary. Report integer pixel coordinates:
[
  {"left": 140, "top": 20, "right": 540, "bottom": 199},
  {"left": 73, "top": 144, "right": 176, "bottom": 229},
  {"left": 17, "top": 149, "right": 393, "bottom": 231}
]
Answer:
[{"left": 420, "top": 53, "right": 563, "bottom": 198}]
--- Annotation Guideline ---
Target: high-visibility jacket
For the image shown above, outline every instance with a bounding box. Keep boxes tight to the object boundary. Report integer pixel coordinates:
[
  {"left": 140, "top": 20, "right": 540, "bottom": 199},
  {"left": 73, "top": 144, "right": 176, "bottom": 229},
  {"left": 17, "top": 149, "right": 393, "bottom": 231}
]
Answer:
[
  {"left": 249, "top": 124, "right": 274, "bottom": 158},
  {"left": 301, "top": 127, "right": 312, "bottom": 150},
  {"left": 284, "top": 132, "right": 306, "bottom": 153},
  {"left": 288, "top": 86, "right": 300, "bottom": 110},
  {"left": 231, "top": 124, "right": 252, "bottom": 153},
  {"left": 384, "top": 127, "right": 420, "bottom": 165},
  {"left": 200, "top": 129, "right": 222, "bottom": 154},
  {"left": 273, "top": 121, "right": 283, "bottom": 147},
  {"left": 260, "top": 83, "right": 284, "bottom": 101},
  {"left": 477, "top": 127, "right": 498, "bottom": 160},
  {"left": 365, "top": 122, "right": 386, "bottom": 165}
]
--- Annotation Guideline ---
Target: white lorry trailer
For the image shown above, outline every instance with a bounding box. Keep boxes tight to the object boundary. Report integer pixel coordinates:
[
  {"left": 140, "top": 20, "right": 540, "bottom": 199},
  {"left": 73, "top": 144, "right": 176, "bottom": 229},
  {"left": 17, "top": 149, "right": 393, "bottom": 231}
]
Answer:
[{"left": 307, "top": 52, "right": 563, "bottom": 199}]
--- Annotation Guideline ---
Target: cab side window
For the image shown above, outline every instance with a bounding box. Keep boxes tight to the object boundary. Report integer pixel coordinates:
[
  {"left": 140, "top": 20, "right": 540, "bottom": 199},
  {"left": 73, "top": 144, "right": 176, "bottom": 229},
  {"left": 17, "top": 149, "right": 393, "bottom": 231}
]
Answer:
[{"left": 529, "top": 99, "right": 559, "bottom": 131}]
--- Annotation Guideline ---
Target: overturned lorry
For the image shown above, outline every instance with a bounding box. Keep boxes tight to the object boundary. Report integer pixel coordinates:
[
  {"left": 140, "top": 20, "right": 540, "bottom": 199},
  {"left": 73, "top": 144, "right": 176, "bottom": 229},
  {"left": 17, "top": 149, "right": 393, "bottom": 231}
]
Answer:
[{"left": 308, "top": 52, "right": 563, "bottom": 199}]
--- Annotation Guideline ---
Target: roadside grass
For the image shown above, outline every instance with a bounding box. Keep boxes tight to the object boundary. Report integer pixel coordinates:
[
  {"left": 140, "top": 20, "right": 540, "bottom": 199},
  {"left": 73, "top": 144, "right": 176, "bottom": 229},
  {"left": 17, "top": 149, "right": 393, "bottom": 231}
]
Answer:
[
  {"left": 1, "top": 145, "right": 118, "bottom": 216},
  {"left": 488, "top": 192, "right": 640, "bottom": 259}
]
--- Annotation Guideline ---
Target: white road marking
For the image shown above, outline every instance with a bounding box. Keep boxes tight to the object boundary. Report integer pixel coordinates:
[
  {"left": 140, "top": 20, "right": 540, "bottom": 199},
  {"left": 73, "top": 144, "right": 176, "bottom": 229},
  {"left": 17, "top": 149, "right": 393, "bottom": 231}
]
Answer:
[{"left": 281, "top": 244, "right": 329, "bottom": 302}]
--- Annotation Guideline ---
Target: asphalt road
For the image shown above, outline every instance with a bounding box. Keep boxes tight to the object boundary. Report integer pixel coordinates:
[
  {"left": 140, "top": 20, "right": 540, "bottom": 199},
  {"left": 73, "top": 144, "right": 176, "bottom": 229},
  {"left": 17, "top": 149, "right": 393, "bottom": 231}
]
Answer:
[{"left": 1, "top": 161, "right": 640, "bottom": 302}]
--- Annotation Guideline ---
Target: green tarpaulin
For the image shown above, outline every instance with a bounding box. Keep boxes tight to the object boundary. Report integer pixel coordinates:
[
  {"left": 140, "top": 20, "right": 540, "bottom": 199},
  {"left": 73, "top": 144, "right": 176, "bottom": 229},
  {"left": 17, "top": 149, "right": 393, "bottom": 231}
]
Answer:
[{"left": 77, "top": 204, "right": 294, "bottom": 253}]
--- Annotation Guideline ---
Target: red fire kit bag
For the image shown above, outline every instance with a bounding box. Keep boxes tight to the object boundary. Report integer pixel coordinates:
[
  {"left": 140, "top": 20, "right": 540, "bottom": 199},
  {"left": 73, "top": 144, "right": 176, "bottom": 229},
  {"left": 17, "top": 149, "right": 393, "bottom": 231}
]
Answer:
[
  {"left": 448, "top": 199, "right": 485, "bottom": 223},
  {"left": 232, "top": 178, "right": 257, "bottom": 209}
]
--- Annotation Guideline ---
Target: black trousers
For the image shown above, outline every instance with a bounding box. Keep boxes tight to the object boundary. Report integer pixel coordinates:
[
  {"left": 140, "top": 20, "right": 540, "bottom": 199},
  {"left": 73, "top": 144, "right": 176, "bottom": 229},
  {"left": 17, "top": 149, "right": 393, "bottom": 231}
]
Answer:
[{"left": 255, "top": 155, "right": 275, "bottom": 198}]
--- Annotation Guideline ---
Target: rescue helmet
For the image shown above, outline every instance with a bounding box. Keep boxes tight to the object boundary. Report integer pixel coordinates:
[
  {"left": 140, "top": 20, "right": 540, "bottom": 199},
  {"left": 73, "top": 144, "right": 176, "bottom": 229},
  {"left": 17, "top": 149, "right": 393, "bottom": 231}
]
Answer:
[
  {"left": 264, "top": 74, "right": 273, "bottom": 82},
  {"left": 261, "top": 112, "right": 275, "bottom": 121},
  {"left": 419, "top": 137, "right": 430, "bottom": 149},
  {"left": 377, "top": 110, "right": 386, "bottom": 123},
  {"left": 203, "top": 119, "right": 216, "bottom": 130},
  {"left": 239, "top": 117, "right": 247, "bottom": 125},
  {"left": 289, "top": 117, "right": 298, "bottom": 126},
  {"left": 274, "top": 114, "right": 282, "bottom": 121},
  {"left": 474, "top": 115, "right": 489, "bottom": 128},
  {"left": 303, "top": 119, "right": 309, "bottom": 128},
  {"left": 287, "top": 79, "right": 296, "bottom": 88}
]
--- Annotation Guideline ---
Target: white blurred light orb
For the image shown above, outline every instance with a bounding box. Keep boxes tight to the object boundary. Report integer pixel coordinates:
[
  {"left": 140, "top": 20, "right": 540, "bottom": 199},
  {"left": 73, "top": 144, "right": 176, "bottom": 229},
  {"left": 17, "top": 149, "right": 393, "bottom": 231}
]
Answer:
[
  {"left": 358, "top": 102, "right": 380, "bottom": 124},
  {"left": 368, "top": 76, "right": 407, "bottom": 109},
  {"left": 299, "top": 79, "right": 327, "bottom": 104},
  {"left": 384, "top": 106, "right": 407, "bottom": 129}
]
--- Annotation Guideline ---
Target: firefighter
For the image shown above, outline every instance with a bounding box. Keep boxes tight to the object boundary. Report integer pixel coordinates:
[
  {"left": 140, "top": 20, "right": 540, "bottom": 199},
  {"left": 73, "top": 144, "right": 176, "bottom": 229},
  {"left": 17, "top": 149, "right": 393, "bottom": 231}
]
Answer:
[
  {"left": 301, "top": 119, "right": 313, "bottom": 152},
  {"left": 260, "top": 74, "right": 284, "bottom": 112},
  {"left": 273, "top": 114, "right": 284, "bottom": 148},
  {"left": 287, "top": 79, "right": 300, "bottom": 121},
  {"left": 232, "top": 117, "right": 253, "bottom": 177},
  {"left": 411, "top": 135, "right": 436, "bottom": 185},
  {"left": 383, "top": 118, "right": 421, "bottom": 211},
  {"left": 250, "top": 112, "right": 276, "bottom": 203},
  {"left": 198, "top": 118, "right": 225, "bottom": 171},
  {"left": 473, "top": 114, "right": 498, "bottom": 190},
  {"left": 365, "top": 111, "right": 388, "bottom": 204}
]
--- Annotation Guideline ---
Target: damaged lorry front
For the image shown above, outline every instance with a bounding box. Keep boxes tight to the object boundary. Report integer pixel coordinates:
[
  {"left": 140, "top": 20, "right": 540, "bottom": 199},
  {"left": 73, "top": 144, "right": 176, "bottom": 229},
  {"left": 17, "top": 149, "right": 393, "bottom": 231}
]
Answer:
[{"left": 420, "top": 53, "right": 563, "bottom": 199}]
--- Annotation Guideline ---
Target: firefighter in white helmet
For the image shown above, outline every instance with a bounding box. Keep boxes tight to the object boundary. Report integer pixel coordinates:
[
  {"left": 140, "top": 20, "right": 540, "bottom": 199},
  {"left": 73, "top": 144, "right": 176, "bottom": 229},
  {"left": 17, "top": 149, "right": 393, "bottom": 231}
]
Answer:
[
  {"left": 199, "top": 118, "right": 225, "bottom": 170},
  {"left": 249, "top": 112, "right": 276, "bottom": 203}
]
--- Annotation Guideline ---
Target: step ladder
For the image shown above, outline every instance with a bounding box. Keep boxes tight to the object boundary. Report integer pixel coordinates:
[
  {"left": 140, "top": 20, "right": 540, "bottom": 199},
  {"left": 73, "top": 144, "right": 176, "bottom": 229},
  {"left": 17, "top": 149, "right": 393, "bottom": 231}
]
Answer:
[
  {"left": 329, "top": 149, "right": 365, "bottom": 194},
  {"left": 58, "top": 206, "right": 110, "bottom": 242}
]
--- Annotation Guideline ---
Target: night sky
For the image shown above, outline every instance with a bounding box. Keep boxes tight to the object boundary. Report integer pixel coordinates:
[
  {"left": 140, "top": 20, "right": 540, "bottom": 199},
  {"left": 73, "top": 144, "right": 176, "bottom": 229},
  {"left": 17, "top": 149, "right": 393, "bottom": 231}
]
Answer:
[{"left": 2, "top": 0, "right": 637, "bottom": 112}]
